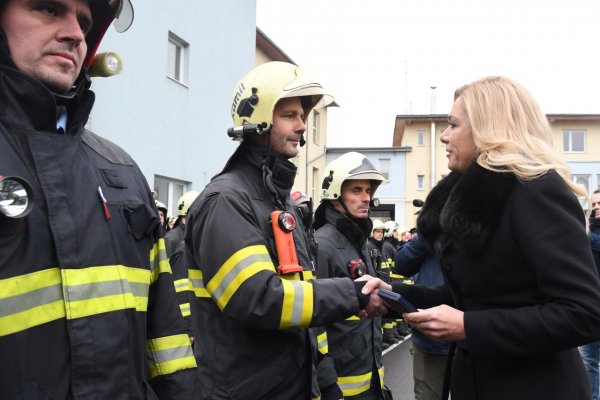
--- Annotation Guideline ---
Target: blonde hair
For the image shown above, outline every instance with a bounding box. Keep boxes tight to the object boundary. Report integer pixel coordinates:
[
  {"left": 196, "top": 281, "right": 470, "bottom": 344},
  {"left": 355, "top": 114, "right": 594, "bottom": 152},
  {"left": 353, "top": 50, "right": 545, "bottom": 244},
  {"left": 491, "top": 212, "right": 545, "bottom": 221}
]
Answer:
[{"left": 455, "top": 76, "right": 586, "bottom": 197}]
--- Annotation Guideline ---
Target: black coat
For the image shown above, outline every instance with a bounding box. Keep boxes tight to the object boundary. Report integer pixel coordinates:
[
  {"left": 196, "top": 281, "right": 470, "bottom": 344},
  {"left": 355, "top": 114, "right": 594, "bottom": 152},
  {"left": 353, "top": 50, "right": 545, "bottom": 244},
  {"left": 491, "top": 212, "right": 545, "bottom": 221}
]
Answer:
[{"left": 394, "top": 163, "right": 600, "bottom": 400}]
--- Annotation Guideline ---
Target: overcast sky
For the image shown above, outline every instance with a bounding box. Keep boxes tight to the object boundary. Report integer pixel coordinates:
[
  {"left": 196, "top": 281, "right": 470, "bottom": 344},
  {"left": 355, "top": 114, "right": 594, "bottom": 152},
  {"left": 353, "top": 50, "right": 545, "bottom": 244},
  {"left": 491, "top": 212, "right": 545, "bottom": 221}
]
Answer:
[{"left": 257, "top": 0, "right": 600, "bottom": 147}]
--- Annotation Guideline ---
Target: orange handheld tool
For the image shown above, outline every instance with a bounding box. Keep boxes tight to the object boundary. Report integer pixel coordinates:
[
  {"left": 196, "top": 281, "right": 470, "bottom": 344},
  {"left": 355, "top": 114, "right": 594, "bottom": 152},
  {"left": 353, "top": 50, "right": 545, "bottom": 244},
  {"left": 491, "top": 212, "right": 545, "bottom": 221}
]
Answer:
[{"left": 271, "top": 210, "right": 304, "bottom": 275}]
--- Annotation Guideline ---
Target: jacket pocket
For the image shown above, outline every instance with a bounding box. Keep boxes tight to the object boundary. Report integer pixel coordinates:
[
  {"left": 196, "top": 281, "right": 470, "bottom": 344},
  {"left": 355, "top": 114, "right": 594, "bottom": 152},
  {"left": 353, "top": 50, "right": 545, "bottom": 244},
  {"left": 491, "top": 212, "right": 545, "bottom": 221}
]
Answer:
[{"left": 123, "top": 202, "right": 159, "bottom": 240}]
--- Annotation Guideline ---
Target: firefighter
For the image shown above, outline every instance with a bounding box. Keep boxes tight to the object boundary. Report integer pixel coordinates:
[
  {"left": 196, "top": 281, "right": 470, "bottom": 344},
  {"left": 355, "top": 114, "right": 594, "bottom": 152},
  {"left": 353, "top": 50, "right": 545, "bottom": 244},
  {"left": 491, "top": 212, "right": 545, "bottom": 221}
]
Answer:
[
  {"left": 383, "top": 220, "right": 401, "bottom": 255},
  {"left": 0, "top": 1, "right": 198, "bottom": 399},
  {"left": 164, "top": 190, "right": 199, "bottom": 257},
  {"left": 166, "top": 191, "right": 200, "bottom": 342},
  {"left": 185, "top": 61, "right": 380, "bottom": 400},
  {"left": 313, "top": 152, "right": 390, "bottom": 399},
  {"left": 367, "top": 219, "right": 401, "bottom": 347},
  {"left": 155, "top": 199, "right": 169, "bottom": 233}
]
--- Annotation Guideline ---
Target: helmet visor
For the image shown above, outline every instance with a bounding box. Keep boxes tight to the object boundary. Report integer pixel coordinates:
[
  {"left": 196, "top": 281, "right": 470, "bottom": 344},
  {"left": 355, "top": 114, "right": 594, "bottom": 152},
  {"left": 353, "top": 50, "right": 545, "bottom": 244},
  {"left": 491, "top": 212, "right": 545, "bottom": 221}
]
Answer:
[{"left": 112, "top": 0, "right": 134, "bottom": 32}]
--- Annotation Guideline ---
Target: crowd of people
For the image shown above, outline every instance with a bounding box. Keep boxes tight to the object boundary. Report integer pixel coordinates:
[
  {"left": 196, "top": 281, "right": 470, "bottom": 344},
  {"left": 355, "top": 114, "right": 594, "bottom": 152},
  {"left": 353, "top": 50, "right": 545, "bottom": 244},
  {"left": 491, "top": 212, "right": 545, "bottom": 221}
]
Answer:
[{"left": 1, "top": 1, "right": 600, "bottom": 399}]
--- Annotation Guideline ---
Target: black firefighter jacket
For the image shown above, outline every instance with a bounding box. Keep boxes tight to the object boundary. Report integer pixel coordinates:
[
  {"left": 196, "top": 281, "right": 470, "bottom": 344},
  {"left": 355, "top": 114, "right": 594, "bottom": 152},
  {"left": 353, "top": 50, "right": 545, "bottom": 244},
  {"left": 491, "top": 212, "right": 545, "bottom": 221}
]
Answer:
[
  {"left": 314, "top": 205, "right": 384, "bottom": 399},
  {"left": 185, "top": 142, "right": 362, "bottom": 400},
  {"left": 0, "top": 65, "right": 198, "bottom": 399}
]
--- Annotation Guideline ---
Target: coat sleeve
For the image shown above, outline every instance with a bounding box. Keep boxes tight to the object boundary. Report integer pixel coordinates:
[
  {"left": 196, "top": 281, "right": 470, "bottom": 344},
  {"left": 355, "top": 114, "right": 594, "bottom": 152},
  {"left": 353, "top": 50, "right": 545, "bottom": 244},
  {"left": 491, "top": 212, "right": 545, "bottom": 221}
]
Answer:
[
  {"left": 169, "top": 240, "right": 193, "bottom": 337},
  {"left": 146, "top": 237, "right": 199, "bottom": 399},
  {"left": 394, "top": 234, "right": 429, "bottom": 277},
  {"left": 187, "top": 193, "right": 360, "bottom": 330},
  {"left": 464, "top": 176, "right": 600, "bottom": 357}
]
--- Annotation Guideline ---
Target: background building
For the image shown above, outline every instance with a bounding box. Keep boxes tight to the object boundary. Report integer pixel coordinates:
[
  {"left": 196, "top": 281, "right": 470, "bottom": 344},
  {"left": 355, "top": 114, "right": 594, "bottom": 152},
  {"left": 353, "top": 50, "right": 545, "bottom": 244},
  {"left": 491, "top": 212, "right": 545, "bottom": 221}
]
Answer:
[{"left": 88, "top": 1, "right": 257, "bottom": 217}]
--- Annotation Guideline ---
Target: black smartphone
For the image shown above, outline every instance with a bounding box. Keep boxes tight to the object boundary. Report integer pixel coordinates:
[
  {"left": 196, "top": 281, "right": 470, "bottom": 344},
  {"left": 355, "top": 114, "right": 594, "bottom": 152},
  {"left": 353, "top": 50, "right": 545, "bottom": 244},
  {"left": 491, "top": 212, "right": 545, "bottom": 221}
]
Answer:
[{"left": 377, "top": 289, "right": 418, "bottom": 314}]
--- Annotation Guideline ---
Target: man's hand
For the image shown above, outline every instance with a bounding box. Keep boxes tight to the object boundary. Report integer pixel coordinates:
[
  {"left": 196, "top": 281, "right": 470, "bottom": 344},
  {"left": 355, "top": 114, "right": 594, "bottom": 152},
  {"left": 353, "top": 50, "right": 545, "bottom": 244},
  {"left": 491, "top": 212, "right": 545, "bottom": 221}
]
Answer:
[
  {"left": 355, "top": 276, "right": 392, "bottom": 319},
  {"left": 403, "top": 304, "right": 465, "bottom": 341}
]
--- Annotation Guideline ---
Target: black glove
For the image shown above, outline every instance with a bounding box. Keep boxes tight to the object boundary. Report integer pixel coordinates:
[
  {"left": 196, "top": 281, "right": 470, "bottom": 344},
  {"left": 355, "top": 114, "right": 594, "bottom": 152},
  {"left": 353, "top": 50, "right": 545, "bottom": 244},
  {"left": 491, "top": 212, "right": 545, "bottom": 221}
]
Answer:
[{"left": 321, "top": 383, "right": 344, "bottom": 400}]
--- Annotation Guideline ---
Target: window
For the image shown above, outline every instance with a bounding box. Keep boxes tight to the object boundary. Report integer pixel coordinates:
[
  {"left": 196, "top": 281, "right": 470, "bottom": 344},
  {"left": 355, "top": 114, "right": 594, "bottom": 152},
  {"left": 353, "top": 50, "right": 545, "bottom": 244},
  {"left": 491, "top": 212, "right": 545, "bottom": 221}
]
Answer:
[
  {"left": 167, "top": 32, "right": 189, "bottom": 84},
  {"left": 154, "top": 176, "right": 188, "bottom": 218},
  {"left": 417, "top": 130, "right": 425, "bottom": 146},
  {"left": 379, "top": 158, "right": 390, "bottom": 180},
  {"left": 563, "top": 130, "right": 586, "bottom": 152},
  {"left": 312, "top": 110, "right": 320, "bottom": 145},
  {"left": 597, "top": 174, "right": 600, "bottom": 190},
  {"left": 417, "top": 175, "right": 425, "bottom": 191},
  {"left": 572, "top": 174, "right": 590, "bottom": 194}
]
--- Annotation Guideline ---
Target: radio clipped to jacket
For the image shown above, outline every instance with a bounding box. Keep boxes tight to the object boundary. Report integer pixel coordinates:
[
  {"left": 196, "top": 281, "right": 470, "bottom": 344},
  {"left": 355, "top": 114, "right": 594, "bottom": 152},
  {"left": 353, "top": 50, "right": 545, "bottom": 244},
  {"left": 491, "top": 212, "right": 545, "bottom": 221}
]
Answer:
[{"left": 348, "top": 259, "right": 366, "bottom": 279}]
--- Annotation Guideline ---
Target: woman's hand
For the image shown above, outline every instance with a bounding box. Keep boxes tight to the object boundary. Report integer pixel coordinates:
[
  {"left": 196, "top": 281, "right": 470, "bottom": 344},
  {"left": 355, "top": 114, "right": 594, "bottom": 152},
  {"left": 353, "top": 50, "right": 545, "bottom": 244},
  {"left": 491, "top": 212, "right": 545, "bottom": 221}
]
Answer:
[
  {"left": 403, "top": 304, "right": 466, "bottom": 341},
  {"left": 357, "top": 276, "right": 392, "bottom": 294}
]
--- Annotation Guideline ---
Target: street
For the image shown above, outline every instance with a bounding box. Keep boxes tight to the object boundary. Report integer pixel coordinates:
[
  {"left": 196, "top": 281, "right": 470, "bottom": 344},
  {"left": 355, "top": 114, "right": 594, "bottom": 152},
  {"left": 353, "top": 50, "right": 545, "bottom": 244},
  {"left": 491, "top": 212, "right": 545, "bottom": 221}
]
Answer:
[{"left": 382, "top": 335, "right": 415, "bottom": 400}]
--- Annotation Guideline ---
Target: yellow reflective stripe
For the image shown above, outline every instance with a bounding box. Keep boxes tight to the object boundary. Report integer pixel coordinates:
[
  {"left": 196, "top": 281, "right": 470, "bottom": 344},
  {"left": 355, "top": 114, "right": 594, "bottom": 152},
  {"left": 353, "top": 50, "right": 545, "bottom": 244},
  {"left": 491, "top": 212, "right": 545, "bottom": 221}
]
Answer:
[
  {"left": 280, "top": 279, "right": 313, "bottom": 329},
  {"left": 189, "top": 269, "right": 210, "bottom": 298},
  {"left": 147, "top": 334, "right": 197, "bottom": 379},
  {"left": 280, "top": 270, "right": 315, "bottom": 281},
  {"left": 179, "top": 302, "right": 191, "bottom": 317},
  {"left": 383, "top": 322, "right": 394, "bottom": 329},
  {"left": 150, "top": 239, "right": 172, "bottom": 283},
  {"left": 61, "top": 266, "right": 150, "bottom": 319},
  {"left": 0, "top": 268, "right": 65, "bottom": 336},
  {"left": 389, "top": 273, "right": 405, "bottom": 279},
  {"left": 206, "top": 245, "right": 273, "bottom": 310},
  {"left": 174, "top": 278, "right": 191, "bottom": 293},
  {"left": 337, "top": 371, "right": 372, "bottom": 396},
  {"left": 379, "top": 367, "right": 384, "bottom": 385},
  {"left": 317, "top": 332, "right": 328, "bottom": 354},
  {"left": 346, "top": 315, "right": 360, "bottom": 321}
]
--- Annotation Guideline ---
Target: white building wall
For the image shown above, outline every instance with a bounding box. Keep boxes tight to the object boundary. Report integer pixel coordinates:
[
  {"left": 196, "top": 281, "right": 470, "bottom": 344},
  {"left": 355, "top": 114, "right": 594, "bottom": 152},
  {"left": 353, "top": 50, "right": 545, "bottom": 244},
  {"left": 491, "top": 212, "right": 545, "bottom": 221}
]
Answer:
[{"left": 88, "top": 1, "right": 257, "bottom": 213}]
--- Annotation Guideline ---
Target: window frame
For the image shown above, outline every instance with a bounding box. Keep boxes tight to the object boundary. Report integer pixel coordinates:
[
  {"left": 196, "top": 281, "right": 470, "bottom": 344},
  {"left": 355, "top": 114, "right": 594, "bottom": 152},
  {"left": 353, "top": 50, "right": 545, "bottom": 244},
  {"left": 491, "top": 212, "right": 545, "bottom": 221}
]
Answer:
[
  {"left": 562, "top": 129, "right": 586, "bottom": 153},
  {"left": 167, "top": 32, "right": 189, "bottom": 85}
]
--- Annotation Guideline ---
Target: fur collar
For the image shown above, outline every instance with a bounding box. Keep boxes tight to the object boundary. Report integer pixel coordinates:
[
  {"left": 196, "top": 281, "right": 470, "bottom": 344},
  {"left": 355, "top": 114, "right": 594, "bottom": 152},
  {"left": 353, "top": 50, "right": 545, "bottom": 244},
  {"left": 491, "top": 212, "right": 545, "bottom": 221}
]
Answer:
[{"left": 417, "top": 163, "right": 518, "bottom": 257}]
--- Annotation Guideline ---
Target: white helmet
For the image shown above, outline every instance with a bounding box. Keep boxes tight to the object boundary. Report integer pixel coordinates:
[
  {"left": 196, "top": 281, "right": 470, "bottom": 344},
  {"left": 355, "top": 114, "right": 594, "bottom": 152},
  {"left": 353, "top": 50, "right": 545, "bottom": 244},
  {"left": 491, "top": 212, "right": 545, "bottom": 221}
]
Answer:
[
  {"left": 321, "top": 152, "right": 387, "bottom": 200},
  {"left": 384, "top": 220, "right": 398, "bottom": 237},
  {"left": 371, "top": 219, "right": 387, "bottom": 236},
  {"left": 229, "top": 62, "right": 334, "bottom": 140},
  {"left": 177, "top": 191, "right": 200, "bottom": 217}
]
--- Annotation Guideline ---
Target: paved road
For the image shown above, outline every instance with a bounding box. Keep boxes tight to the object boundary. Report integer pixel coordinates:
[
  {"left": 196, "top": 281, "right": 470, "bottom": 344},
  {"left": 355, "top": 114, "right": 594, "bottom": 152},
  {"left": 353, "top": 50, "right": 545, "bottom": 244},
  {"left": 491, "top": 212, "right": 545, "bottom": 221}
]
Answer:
[{"left": 382, "top": 336, "right": 415, "bottom": 400}]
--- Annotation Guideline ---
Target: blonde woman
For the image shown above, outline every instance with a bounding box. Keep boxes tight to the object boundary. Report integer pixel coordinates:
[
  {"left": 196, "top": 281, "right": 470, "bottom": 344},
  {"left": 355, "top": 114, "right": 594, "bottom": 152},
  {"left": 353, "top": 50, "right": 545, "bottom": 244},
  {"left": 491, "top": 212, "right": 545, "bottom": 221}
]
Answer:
[{"left": 363, "top": 77, "right": 600, "bottom": 399}]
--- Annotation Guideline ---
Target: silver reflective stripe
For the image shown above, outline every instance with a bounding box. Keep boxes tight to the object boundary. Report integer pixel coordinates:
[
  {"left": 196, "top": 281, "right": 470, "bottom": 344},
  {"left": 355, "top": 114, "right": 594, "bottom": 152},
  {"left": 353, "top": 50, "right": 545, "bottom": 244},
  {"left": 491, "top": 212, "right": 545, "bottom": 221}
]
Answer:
[
  {"left": 338, "top": 376, "right": 371, "bottom": 393},
  {"left": 189, "top": 276, "right": 203, "bottom": 289},
  {"left": 211, "top": 253, "right": 271, "bottom": 299},
  {"left": 289, "top": 280, "right": 305, "bottom": 327},
  {"left": 64, "top": 280, "right": 148, "bottom": 301},
  {"left": 0, "top": 284, "right": 62, "bottom": 318},
  {"left": 148, "top": 343, "right": 194, "bottom": 365},
  {"left": 174, "top": 279, "right": 190, "bottom": 292}
]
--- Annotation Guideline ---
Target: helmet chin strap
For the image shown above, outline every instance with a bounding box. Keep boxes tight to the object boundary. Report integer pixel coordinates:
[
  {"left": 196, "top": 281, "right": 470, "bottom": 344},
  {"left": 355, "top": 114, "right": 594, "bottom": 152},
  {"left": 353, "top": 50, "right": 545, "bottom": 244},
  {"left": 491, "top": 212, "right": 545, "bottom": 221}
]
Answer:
[
  {"left": 261, "top": 129, "right": 286, "bottom": 210},
  {"left": 52, "top": 68, "right": 92, "bottom": 106}
]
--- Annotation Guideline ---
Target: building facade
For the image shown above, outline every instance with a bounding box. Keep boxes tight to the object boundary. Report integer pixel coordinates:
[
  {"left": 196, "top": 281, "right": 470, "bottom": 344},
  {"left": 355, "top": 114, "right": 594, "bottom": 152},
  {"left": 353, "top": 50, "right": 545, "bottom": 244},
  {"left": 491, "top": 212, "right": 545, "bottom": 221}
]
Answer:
[{"left": 88, "top": 1, "right": 257, "bottom": 217}]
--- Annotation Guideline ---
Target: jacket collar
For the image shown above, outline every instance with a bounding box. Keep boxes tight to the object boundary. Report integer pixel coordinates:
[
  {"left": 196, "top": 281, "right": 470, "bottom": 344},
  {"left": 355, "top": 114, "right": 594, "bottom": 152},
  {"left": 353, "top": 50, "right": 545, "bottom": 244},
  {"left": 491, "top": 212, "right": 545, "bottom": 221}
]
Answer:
[
  {"left": 0, "top": 65, "right": 94, "bottom": 135},
  {"left": 318, "top": 203, "right": 372, "bottom": 249},
  {"left": 417, "top": 163, "right": 517, "bottom": 256}
]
